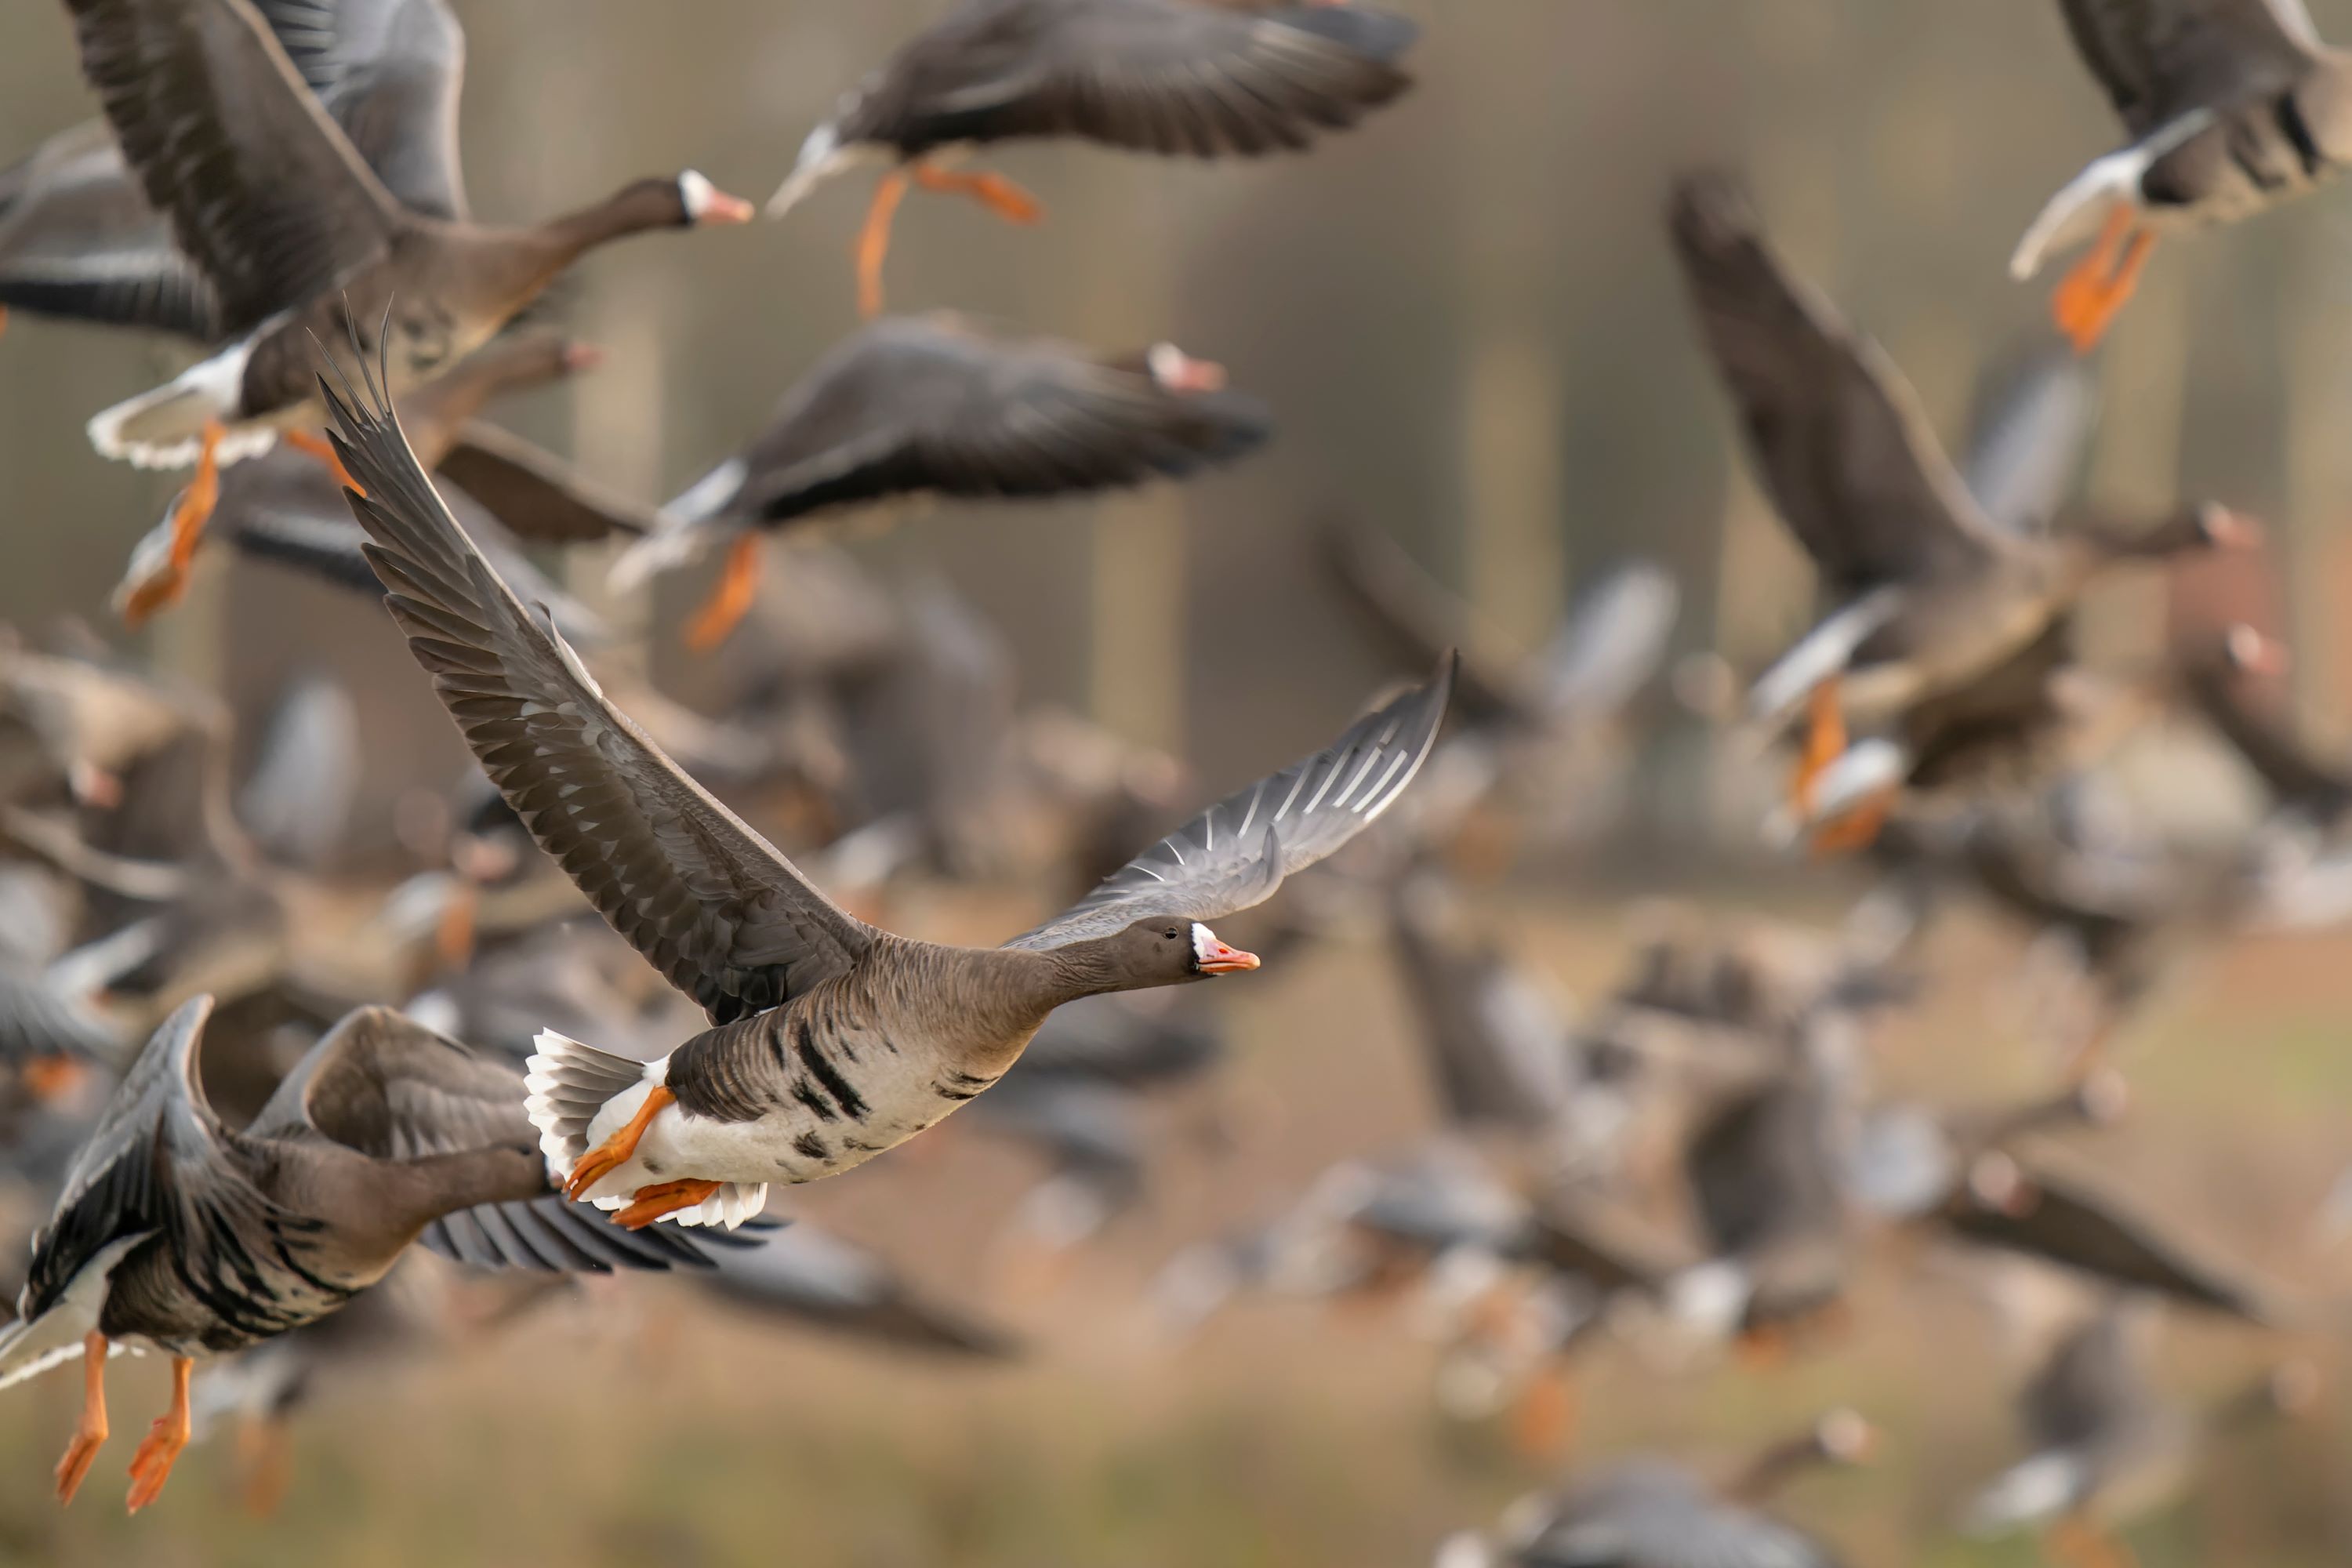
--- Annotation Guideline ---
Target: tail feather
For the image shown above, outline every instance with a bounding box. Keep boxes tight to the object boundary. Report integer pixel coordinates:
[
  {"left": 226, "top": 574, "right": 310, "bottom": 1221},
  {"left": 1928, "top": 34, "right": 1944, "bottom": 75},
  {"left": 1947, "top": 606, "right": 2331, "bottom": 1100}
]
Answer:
[{"left": 521, "top": 1029, "right": 653, "bottom": 1185}]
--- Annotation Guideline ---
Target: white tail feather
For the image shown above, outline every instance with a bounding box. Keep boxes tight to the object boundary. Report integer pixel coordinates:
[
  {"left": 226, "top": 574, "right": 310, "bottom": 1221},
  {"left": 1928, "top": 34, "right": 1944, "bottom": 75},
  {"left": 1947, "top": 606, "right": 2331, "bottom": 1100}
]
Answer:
[
  {"left": 2010, "top": 111, "right": 2214, "bottom": 279},
  {"left": 521, "top": 1029, "right": 659, "bottom": 1186},
  {"left": 0, "top": 1234, "right": 147, "bottom": 1392}
]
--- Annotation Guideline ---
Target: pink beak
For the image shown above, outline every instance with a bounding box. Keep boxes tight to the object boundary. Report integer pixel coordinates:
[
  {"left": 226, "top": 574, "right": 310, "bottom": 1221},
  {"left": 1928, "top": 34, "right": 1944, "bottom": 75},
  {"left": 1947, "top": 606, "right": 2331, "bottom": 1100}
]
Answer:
[
  {"left": 2226, "top": 624, "right": 2292, "bottom": 678},
  {"left": 561, "top": 343, "right": 608, "bottom": 375},
  {"left": 699, "top": 188, "right": 757, "bottom": 226},
  {"left": 1148, "top": 343, "right": 1229, "bottom": 394},
  {"left": 1196, "top": 935, "right": 1261, "bottom": 975}
]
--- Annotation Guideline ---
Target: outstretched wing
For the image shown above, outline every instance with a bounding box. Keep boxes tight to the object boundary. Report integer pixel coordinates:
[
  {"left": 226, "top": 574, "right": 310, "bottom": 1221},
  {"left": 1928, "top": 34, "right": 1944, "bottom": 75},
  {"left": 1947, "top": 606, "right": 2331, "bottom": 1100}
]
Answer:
[
  {"left": 1005, "top": 656, "right": 1454, "bottom": 950},
  {"left": 322, "top": 343, "right": 876, "bottom": 1025},
  {"left": 2055, "top": 0, "right": 2320, "bottom": 134}
]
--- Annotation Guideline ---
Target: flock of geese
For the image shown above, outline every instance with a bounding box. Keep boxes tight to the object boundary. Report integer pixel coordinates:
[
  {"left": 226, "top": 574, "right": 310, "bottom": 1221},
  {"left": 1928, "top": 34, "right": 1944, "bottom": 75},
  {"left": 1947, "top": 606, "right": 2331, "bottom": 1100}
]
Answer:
[{"left": 0, "top": 0, "right": 2347, "bottom": 1563}]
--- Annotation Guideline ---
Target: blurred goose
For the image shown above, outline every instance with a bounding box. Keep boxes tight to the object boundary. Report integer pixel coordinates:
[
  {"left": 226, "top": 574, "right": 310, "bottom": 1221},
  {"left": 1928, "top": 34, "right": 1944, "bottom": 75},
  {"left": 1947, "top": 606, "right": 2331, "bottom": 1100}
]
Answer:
[
  {"left": 1965, "top": 1301, "right": 2318, "bottom": 1566},
  {"left": 1846, "top": 1071, "right": 2128, "bottom": 1224},
  {"left": 0, "top": 0, "right": 471, "bottom": 345},
  {"left": 2014, "top": 0, "right": 2352, "bottom": 350},
  {"left": 2183, "top": 630, "right": 2350, "bottom": 841},
  {"left": 60, "top": 0, "right": 749, "bottom": 571},
  {"left": 700, "top": 1221, "right": 1018, "bottom": 1357},
  {"left": 1935, "top": 1147, "right": 2279, "bottom": 1322},
  {"left": 767, "top": 0, "right": 1417, "bottom": 314},
  {"left": 612, "top": 314, "right": 1270, "bottom": 649},
  {"left": 1438, "top": 1409, "right": 1874, "bottom": 1568},
  {"left": 326, "top": 353, "right": 1450, "bottom": 1231},
  {"left": 1327, "top": 521, "right": 1682, "bottom": 848},
  {"left": 0, "top": 999, "right": 744, "bottom": 1512},
  {"left": 1668, "top": 171, "right": 2256, "bottom": 843},
  {"left": 112, "top": 331, "right": 654, "bottom": 626}
]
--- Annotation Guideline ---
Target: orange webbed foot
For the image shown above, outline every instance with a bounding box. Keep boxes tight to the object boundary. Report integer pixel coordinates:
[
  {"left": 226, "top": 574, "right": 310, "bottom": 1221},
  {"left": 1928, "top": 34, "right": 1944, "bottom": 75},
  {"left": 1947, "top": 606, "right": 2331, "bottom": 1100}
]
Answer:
[
  {"left": 2050, "top": 207, "right": 2152, "bottom": 355},
  {"left": 912, "top": 163, "right": 1044, "bottom": 225},
  {"left": 1789, "top": 677, "right": 1847, "bottom": 819},
  {"left": 614, "top": 1178, "right": 722, "bottom": 1229},
  {"left": 1808, "top": 784, "right": 1896, "bottom": 857},
  {"left": 565, "top": 1084, "right": 673, "bottom": 1202},
  {"left": 1507, "top": 1366, "right": 1581, "bottom": 1461},
  {"left": 122, "top": 1356, "right": 191, "bottom": 1514},
  {"left": 53, "top": 1331, "right": 108, "bottom": 1507},
  {"left": 855, "top": 169, "right": 913, "bottom": 319}
]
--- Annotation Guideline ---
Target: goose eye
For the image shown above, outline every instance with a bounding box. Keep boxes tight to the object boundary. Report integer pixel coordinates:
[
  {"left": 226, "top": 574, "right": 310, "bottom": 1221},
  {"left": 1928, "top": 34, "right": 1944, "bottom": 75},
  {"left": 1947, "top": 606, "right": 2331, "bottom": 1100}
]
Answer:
[{"left": 1163, "top": 927, "right": 1179, "bottom": 940}]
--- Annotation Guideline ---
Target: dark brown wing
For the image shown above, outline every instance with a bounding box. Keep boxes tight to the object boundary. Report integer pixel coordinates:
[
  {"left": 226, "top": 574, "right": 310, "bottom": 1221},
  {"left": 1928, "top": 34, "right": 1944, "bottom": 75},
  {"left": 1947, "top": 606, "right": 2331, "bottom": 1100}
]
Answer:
[
  {"left": 436, "top": 423, "right": 659, "bottom": 543},
  {"left": 2056, "top": 0, "right": 2321, "bottom": 134},
  {"left": 851, "top": 0, "right": 1415, "bottom": 158},
  {"left": 0, "top": 120, "right": 224, "bottom": 341},
  {"left": 247, "top": 1007, "right": 735, "bottom": 1272},
  {"left": 62, "top": 0, "right": 405, "bottom": 332},
  {"left": 321, "top": 346, "right": 877, "bottom": 1025},
  {"left": 1668, "top": 171, "right": 2004, "bottom": 593},
  {"left": 1006, "top": 656, "right": 1452, "bottom": 950},
  {"left": 1319, "top": 520, "right": 1528, "bottom": 726},
  {"left": 728, "top": 317, "right": 1270, "bottom": 525},
  {"left": 249, "top": 0, "right": 470, "bottom": 220}
]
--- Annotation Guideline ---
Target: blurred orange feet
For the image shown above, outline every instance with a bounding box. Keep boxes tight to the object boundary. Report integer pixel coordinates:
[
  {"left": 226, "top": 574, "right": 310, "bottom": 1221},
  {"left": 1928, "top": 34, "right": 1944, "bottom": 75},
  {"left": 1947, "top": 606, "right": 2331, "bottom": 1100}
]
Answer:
[
  {"left": 234, "top": 1414, "right": 293, "bottom": 1518},
  {"left": 2051, "top": 207, "right": 2151, "bottom": 355},
  {"left": 53, "top": 1332, "right": 108, "bottom": 1506},
  {"left": 1790, "top": 677, "right": 1846, "bottom": 819},
  {"left": 281, "top": 428, "right": 366, "bottom": 496},
  {"left": 684, "top": 533, "right": 763, "bottom": 652},
  {"left": 856, "top": 169, "right": 913, "bottom": 318},
  {"left": 1809, "top": 784, "right": 1896, "bottom": 857},
  {"left": 565, "top": 1085, "right": 673, "bottom": 1201},
  {"left": 1508, "top": 1364, "right": 1581, "bottom": 1461},
  {"left": 122, "top": 1355, "right": 191, "bottom": 1513}
]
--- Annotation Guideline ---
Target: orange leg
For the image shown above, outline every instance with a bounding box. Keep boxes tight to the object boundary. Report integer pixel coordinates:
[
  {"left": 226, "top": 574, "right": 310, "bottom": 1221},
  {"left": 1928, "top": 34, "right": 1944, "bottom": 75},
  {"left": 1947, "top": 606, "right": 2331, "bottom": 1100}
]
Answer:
[
  {"left": 565, "top": 1084, "right": 674, "bottom": 1201},
  {"left": 856, "top": 169, "right": 913, "bottom": 319},
  {"left": 1507, "top": 1363, "right": 1581, "bottom": 1461},
  {"left": 434, "top": 880, "right": 480, "bottom": 972},
  {"left": 53, "top": 1332, "right": 108, "bottom": 1506},
  {"left": 125, "top": 419, "right": 229, "bottom": 626},
  {"left": 684, "top": 533, "right": 763, "bottom": 652},
  {"left": 613, "top": 1178, "right": 722, "bottom": 1230},
  {"left": 909, "top": 162, "right": 1044, "bottom": 225},
  {"left": 123, "top": 1355, "right": 191, "bottom": 1513},
  {"left": 2051, "top": 207, "right": 2153, "bottom": 355},
  {"left": 280, "top": 428, "right": 366, "bottom": 497},
  {"left": 1809, "top": 782, "right": 1898, "bottom": 858},
  {"left": 234, "top": 1414, "right": 293, "bottom": 1518},
  {"left": 1790, "top": 677, "right": 1846, "bottom": 818}
]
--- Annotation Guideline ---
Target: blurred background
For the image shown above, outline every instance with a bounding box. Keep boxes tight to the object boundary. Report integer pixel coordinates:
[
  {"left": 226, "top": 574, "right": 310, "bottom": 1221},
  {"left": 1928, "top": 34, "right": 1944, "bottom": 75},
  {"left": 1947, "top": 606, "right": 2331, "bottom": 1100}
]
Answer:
[{"left": 1, "top": 0, "right": 2351, "bottom": 1564}]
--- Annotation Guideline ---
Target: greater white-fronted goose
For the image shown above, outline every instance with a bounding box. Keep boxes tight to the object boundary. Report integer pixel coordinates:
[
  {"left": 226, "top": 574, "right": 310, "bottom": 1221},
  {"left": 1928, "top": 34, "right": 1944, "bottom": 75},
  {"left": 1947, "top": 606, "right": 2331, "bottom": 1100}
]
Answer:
[
  {"left": 0, "top": 0, "right": 470, "bottom": 346},
  {"left": 1965, "top": 1301, "right": 2318, "bottom": 1565},
  {"left": 1668, "top": 172, "right": 2258, "bottom": 844},
  {"left": 1436, "top": 1410, "right": 1875, "bottom": 1568},
  {"left": 113, "top": 331, "right": 655, "bottom": 626},
  {"left": 767, "top": 0, "right": 1418, "bottom": 314},
  {"left": 323, "top": 350, "right": 1450, "bottom": 1231},
  {"left": 0, "top": 998, "right": 745, "bottom": 1512},
  {"left": 2014, "top": 0, "right": 2352, "bottom": 351},
  {"left": 61, "top": 0, "right": 750, "bottom": 574},
  {"left": 612, "top": 314, "right": 1270, "bottom": 649}
]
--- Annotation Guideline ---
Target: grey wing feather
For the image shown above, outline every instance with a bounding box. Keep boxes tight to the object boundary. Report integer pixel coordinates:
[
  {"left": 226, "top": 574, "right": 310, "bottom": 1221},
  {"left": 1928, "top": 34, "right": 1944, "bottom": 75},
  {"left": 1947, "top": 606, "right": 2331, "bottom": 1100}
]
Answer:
[
  {"left": 62, "top": 0, "right": 405, "bottom": 329},
  {"left": 1006, "top": 655, "right": 1454, "bottom": 950},
  {"left": 0, "top": 121, "right": 224, "bottom": 341},
  {"left": 2056, "top": 0, "right": 2321, "bottom": 133},
  {"left": 1959, "top": 343, "right": 2100, "bottom": 538},
  {"left": 320, "top": 344, "right": 876, "bottom": 1025},
  {"left": 249, "top": 0, "right": 470, "bottom": 220},
  {"left": 1532, "top": 561, "right": 1682, "bottom": 720},
  {"left": 435, "top": 422, "right": 659, "bottom": 542},
  {"left": 1668, "top": 171, "right": 2003, "bottom": 591}
]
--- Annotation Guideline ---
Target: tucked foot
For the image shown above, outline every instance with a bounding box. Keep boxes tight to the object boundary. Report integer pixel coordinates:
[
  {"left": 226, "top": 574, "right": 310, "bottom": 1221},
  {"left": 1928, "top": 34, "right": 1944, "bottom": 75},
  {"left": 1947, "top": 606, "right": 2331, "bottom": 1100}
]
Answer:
[
  {"left": 1809, "top": 783, "right": 1897, "bottom": 857},
  {"left": 123, "top": 1356, "right": 192, "bottom": 1513},
  {"left": 684, "top": 533, "right": 763, "bottom": 652},
  {"left": 281, "top": 428, "right": 367, "bottom": 496},
  {"left": 855, "top": 169, "right": 913, "bottom": 319},
  {"left": 614, "top": 1178, "right": 722, "bottom": 1229},
  {"left": 2051, "top": 207, "right": 2152, "bottom": 355},
  {"left": 910, "top": 162, "right": 1044, "bottom": 224},
  {"left": 565, "top": 1084, "right": 673, "bottom": 1201},
  {"left": 1507, "top": 1364, "right": 1580, "bottom": 1461},
  {"left": 53, "top": 1332, "right": 109, "bottom": 1506},
  {"left": 1790, "top": 677, "right": 1846, "bottom": 819}
]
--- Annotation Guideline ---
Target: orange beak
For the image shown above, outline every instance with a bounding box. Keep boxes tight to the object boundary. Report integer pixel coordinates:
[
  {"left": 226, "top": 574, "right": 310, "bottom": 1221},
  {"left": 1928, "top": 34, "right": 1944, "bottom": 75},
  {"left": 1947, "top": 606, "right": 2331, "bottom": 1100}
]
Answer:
[
  {"left": 700, "top": 188, "right": 757, "bottom": 225},
  {"left": 561, "top": 343, "right": 608, "bottom": 374},
  {"left": 1196, "top": 934, "right": 1261, "bottom": 975}
]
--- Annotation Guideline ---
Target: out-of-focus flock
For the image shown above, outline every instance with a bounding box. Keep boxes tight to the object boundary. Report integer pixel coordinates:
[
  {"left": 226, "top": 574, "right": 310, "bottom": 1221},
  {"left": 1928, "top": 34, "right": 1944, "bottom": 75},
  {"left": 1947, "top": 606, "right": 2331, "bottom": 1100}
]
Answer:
[{"left": 2, "top": 0, "right": 2352, "bottom": 1563}]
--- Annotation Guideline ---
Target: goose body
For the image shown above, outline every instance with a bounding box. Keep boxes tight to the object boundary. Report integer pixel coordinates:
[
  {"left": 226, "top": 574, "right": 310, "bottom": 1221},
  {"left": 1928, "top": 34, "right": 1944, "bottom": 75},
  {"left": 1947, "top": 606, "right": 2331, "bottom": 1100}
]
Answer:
[{"left": 325, "top": 350, "right": 1450, "bottom": 1232}]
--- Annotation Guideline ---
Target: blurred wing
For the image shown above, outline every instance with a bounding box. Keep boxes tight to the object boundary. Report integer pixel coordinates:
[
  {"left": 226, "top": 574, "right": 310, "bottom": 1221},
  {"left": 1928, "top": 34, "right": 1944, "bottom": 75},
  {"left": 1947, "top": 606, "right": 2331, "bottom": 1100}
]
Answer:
[
  {"left": 702, "top": 1223, "right": 1019, "bottom": 1356},
  {"left": 250, "top": 0, "right": 470, "bottom": 219},
  {"left": 435, "top": 422, "right": 660, "bottom": 542},
  {"left": 0, "top": 120, "right": 224, "bottom": 341},
  {"left": 736, "top": 321, "right": 1269, "bottom": 523},
  {"left": 1319, "top": 519, "right": 1526, "bottom": 724},
  {"left": 880, "top": 0, "right": 1414, "bottom": 156},
  {"left": 1533, "top": 560, "right": 1682, "bottom": 720},
  {"left": 63, "top": 0, "right": 404, "bottom": 329},
  {"left": 2056, "top": 0, "right": 2320, "bottom": 133},
  {"left": 323, "top": 346, "right": 877, "bottom": 1025},
  {"left": 1960, "top": 343, "right": 2100, "bottom": 538},
  {"left": 1668, "top": 171, "right": 2002, "bottom": 590},
  {"left": 21, "top": 997, "right": 284, "bottom": 1328},
  {"left": 1006, "top": 656, "right": 1454, "bottom": 949},
  {"left": 2183, "top": 658, "right": 2352, "bottom": 815}
]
